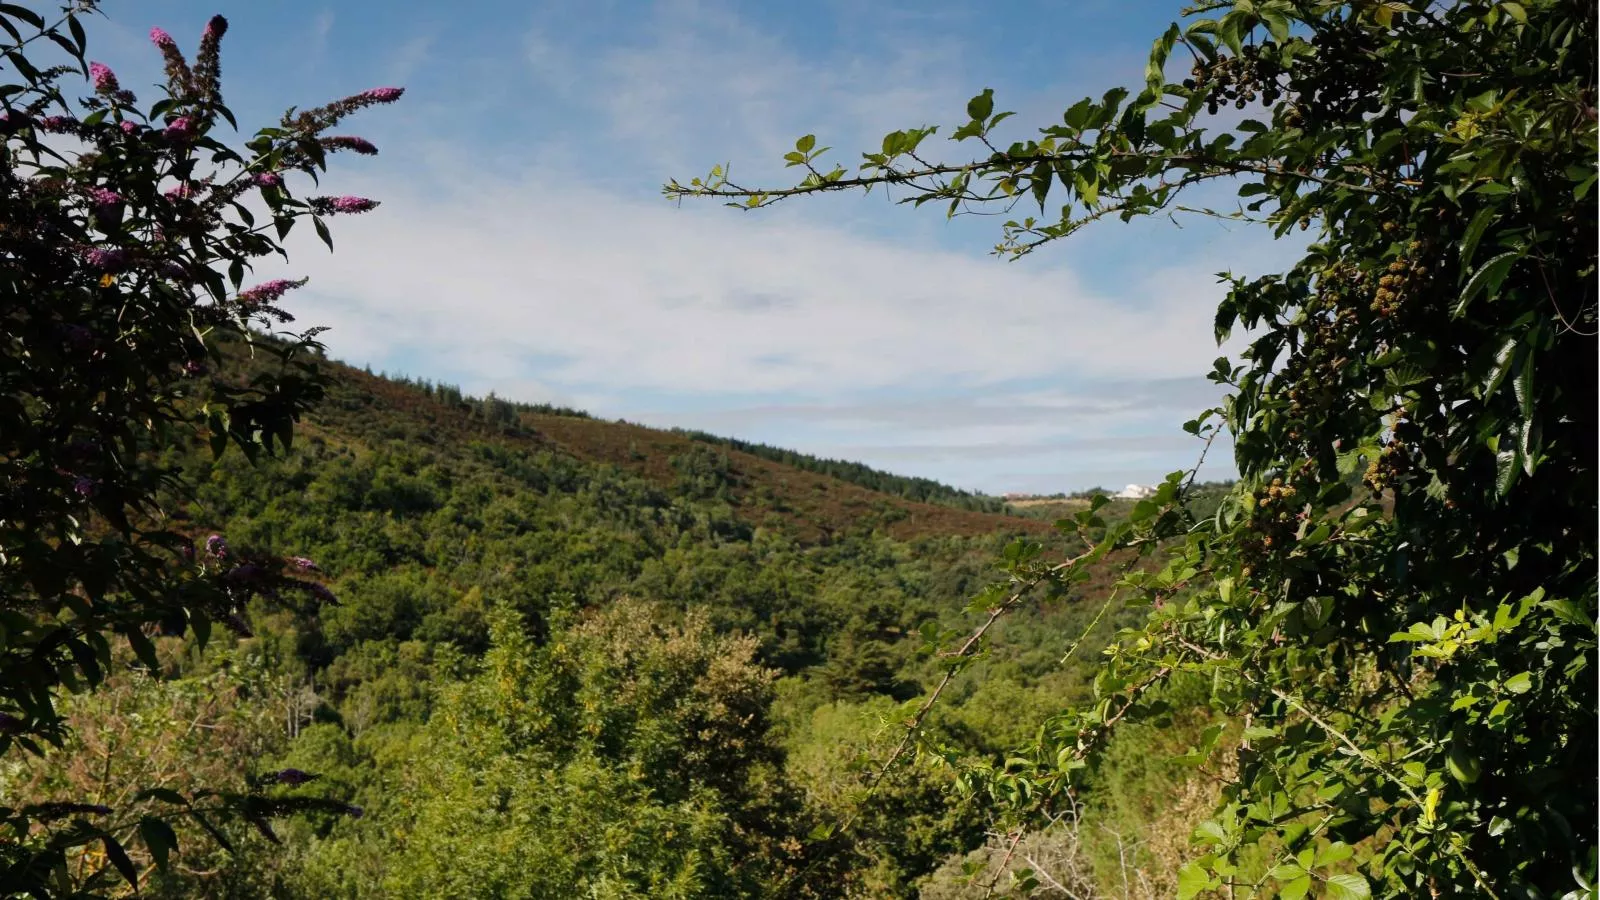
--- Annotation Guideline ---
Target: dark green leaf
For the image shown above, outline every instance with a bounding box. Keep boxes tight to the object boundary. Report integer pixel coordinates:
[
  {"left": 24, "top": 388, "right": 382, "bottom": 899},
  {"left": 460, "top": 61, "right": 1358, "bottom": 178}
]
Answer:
[
  {"left": 967, "top": 89, "right": 994, "bottom": 122},
  {"left": 103, "top": 836, "right": 138, "bottom": 888},
  {"left": 1453, "top": 251, "right": 1519, "bottom": 317},
  {"left": 139, "top": 816, "right": 178, "bottom": 871}
]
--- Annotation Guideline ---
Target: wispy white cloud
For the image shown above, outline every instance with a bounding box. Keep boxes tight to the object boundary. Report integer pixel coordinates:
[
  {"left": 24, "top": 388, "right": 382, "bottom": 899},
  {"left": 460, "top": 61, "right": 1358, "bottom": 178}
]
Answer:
[{"left": 241, "top": 0, "right": 1292, "bottom": 491}]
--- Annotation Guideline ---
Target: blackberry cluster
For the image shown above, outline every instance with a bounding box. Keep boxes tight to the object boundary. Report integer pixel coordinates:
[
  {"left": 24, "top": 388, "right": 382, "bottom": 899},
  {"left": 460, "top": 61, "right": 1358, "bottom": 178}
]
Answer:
[
  {"left": 1370, "top": 239, "right": 1430, "bottom": 318},
  {"left": 1185, "top": 43, "right": 1284, "bottom": 115},
  {"left": 1239, "top": 476, "right": 1307, "bottom": 577},
  {"left": 1363, "top": 409, "right": 1416, "bottom": 493},
  {"left": 1288, "top": 24, "right": 1383, "bottom": 124},
  {"left": 1282, "top": 268, "right": 1368, "bottom": 423}
]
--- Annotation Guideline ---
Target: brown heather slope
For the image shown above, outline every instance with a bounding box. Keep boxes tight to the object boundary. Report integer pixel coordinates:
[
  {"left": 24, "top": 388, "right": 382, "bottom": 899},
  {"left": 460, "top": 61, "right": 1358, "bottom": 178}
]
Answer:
[{"left": 304, "top": 360, "right": 1052, "bottom": 545}]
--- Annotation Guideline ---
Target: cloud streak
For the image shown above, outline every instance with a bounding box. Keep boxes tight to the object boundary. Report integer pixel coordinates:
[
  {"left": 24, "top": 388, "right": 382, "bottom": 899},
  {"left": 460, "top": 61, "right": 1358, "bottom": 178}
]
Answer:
[{"left": 224, "top": 0, "right": 1291, "bottom": 491}]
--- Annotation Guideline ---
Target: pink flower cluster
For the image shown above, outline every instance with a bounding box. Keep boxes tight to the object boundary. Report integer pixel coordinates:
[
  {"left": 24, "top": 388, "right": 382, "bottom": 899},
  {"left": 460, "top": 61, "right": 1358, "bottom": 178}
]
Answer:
[
  {"left": 84, "top": 248, "right": 127, "bottom": 272},
  {"left": 163, "top": 116, "right": 196, "bottom": 141},
  {"left": 88, "top": 188, "right": 121, "bottom": 208},
  {"left": 89, "top": 62, "right": 120, "bottom": 94},
  {"left": 254, "top": 172, "right": 284, "bottom": 188},
  {"left": 238, "top": 278, "right": 307, "bottom": 305},
  {"left": 310, "top": 196, "right": 379, "bottom": 215}
]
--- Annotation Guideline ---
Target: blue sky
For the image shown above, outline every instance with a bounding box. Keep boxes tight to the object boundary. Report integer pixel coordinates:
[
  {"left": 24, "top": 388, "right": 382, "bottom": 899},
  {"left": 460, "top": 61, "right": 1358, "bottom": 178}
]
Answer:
[{"left": 87, "top": 0, "right": 1294, "bottom": 494}]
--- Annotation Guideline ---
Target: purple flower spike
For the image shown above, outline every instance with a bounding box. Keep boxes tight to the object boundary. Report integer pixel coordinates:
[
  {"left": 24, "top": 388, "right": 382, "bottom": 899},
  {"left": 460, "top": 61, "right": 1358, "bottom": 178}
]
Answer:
[
  {"left": 322, "top": 136, "right": 378, "bottom": 156},
  {"left": 238, "top": 278, "right": 307, "bottom": 305},
  {"left": 345, "top": 805, "right": 365, "bottom": 819},
  {"left": 289, "top": 556, "right": 320, "bottom": 573},
  {"left": 88, "top": 187, "right": 121, "bottom": 208},
  {"left": 269, "top": 768, "right": 317, "bottom": 785},
  {"left": 39, "top": 116, "right": 77, "bottom": 133},
  {"left": 254, "top": 172, "right": 284, "bottom": 188},
  {"left": 119, "top": 120, "right": 139, "bottom": 135},
  {"left": 150, "top": 27, "right": 176, "bottom": 49},
  {"left": 361, "top": 87, "right": 404, "bottom": 104},
  {"left": 89, "top": 62, "right": 120, "bottom": 94},
  {"left": 203, "top": 15, "right": 229, "bottom": 41},
  {"left": 205, "top": 533, "right": 229, "bottom": 558},
  {"left": 84, "top": 248, "right": 127, "bottom": 272},
  {"left": 73, "top": 477, "right": 97, "bottom": 498},
  {"left": 310, "top": 196, "right": 379, "bottom": 215}
]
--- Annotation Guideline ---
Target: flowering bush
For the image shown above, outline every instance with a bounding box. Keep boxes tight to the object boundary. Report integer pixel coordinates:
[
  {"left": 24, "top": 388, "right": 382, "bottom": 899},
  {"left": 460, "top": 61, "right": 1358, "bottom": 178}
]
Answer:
[{"left": 0, "top": 5, "right": 400, "bottom": 894}]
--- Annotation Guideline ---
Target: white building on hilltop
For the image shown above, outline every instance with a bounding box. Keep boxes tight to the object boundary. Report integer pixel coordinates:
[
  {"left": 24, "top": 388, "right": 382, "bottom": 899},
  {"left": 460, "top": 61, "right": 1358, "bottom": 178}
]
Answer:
[{"left": 1114, "top": 483, "right": 1156, "bottom": 500}]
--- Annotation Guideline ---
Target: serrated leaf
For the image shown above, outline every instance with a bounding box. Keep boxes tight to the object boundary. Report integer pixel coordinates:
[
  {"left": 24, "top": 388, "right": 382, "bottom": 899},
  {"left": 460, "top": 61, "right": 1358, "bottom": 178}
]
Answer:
[
  {"left": 1193, "top": 819, "right": 1227, "bottom": 845},
  {"left": 1316, "top": 841, "right": 1355, "bottom": 866},
  {"left": 1176, "top": 862, "right": 1213, "bottom": 900},
  {"left": 1280, "top": 874, "right": 1312, "bottom": 900},
  {"left": 1326, "top": 872, "right": 1372, "bottom": 900}
]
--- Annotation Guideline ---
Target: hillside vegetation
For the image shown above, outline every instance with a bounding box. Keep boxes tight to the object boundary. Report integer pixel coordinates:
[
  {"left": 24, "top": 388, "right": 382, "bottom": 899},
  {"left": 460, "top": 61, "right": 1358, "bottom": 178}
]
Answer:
[{"left": 10, "top": 350, "right": 1207, "bottom": 897}]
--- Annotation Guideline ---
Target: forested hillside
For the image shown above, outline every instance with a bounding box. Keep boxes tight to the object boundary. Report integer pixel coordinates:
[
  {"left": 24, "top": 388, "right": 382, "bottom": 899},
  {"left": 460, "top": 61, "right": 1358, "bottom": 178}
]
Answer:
[{"left": 8, "top": 346, "right": 1209, "bottom": 897}]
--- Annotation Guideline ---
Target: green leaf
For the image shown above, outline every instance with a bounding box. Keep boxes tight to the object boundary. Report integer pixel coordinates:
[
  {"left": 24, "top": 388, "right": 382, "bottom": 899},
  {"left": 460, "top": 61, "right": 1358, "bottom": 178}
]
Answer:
[
  {"left": 1496, "top": 449, "right": 1519, "bottom": 497},
  {"left": 1500, "top": 1, "right": 1527, "bottom": 23},
  {"left": 967, "top": 89, "right": 994, "bottom": 122},
  {"left": 1514, "top": 348, "right": 1535, "bottom": 422},
  {"left": 1147, "top": 24, "right": 1181, "bottom": 93},
  {"left": 139, "top": 816, "right": 178, "bottom": 871},
  {"left": 1176, "top": 862, "right": 1213, "bottom": 900},
  {"left": 313, "top": 215, "right": 334, "bottom": 252},
  {"left": 102, "top": 836, "right": 137, "bottom": 889},
  {"left": 1276, "top": 874, "right": 1311, "bottom": 900},
  {"left": 795, "top": 134, "right": 815, "bottom": 153},
  {"left": 1447, "top": 744, "right": 1482, "bottom": 783},
  {"left": 1504, "top": 671, "right": 1533, "bottom": 694},
  {"left": 1453, "top": 251, "right": 1519, "bottom": 318},
  {"left": 1483, "top": 337, "right": 1518, "bottom": 399},
  {"left": 1325, "top": 872, "right": 1372, "bottom": 900},
  {"left": 1316, "top": 842, "right": 1355, "bottom": 866},
  {"left": 1458, "top": 206, "right": 1495, "bottom": 268}
]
